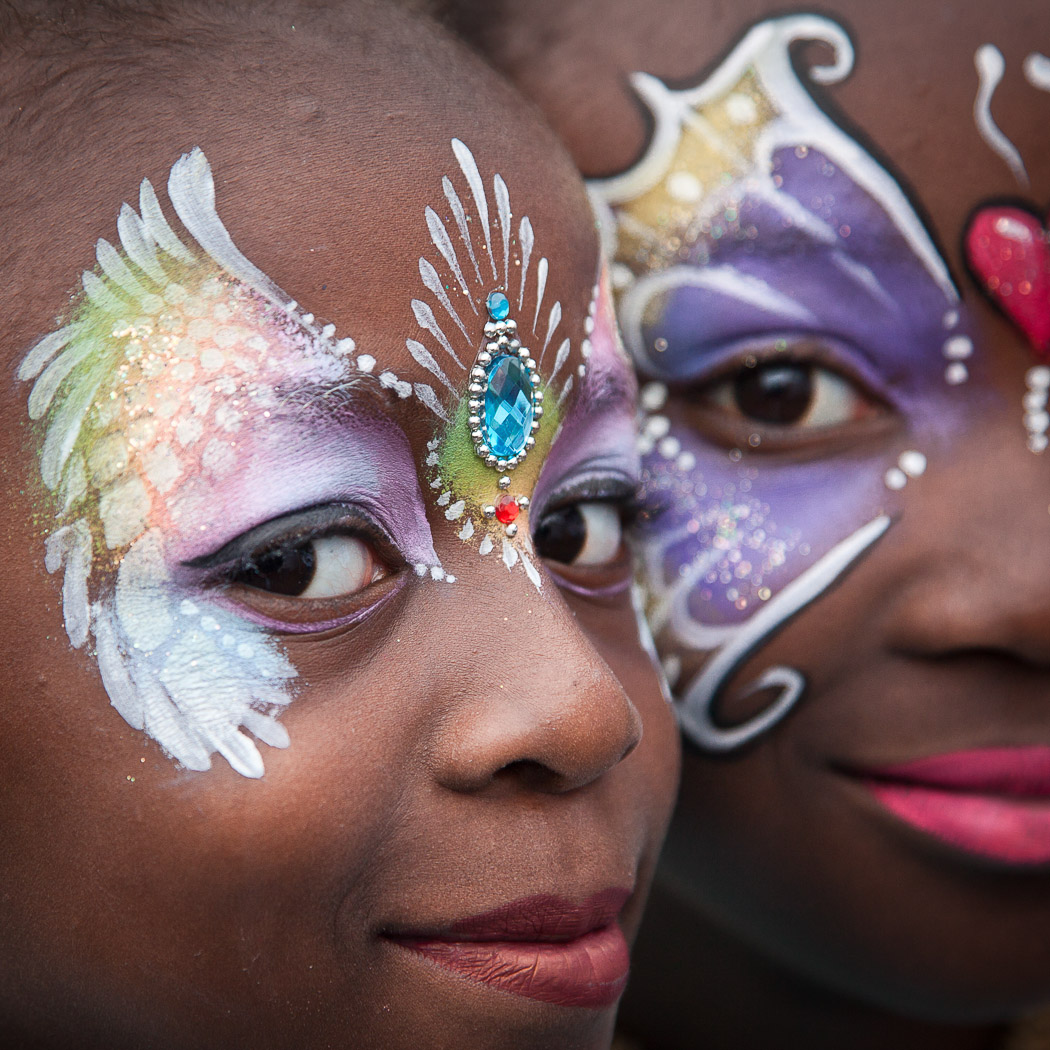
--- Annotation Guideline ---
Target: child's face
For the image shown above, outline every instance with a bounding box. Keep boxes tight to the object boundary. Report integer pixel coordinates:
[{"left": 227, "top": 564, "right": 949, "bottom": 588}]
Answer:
[
  {"left": 0, "top": 19, "right": 677, "bottom": 1048},
  {"left": 485, "top": 0, "right": 1050, "bottom": 1021}
]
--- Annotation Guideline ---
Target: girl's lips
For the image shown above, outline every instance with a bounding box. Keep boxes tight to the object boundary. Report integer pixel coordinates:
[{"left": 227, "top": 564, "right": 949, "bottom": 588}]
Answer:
[
  {"left": 388, "top": 889, "right": 632, "bottom": 1008},
  {"left": 858, "top": 747, "right": 1050, "bottom": 866}
]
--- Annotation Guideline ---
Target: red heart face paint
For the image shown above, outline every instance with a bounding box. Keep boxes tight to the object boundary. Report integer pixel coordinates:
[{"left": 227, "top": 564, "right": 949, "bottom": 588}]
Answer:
[{"left": 965, "top": 205, "right": 1050, "bottom": 356}]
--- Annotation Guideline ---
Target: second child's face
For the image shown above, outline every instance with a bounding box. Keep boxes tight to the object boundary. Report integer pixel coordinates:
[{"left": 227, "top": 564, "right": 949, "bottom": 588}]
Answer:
[
  {"left": 0, "top": 20, "right": 678, "bottom": 1050},
  {"left": 486, "top": 0, "right": 1050, "bottom": 1021}
]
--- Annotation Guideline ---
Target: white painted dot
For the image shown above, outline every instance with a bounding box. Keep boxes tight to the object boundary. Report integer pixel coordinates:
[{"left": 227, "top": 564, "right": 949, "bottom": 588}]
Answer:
[
  {"left": 1028, "top": 367, "right": 1050, "bottom": 389},
  {"left": 237, "top": 642, "right": 254, "bottom": 659},
  {"left": 884, "top": 467, "right": 908, "bottom": 491},
  {"left": 898, "top": 450, "right": 927, "bottom": 478},
  {"left": 667, "top": 171, "right": 703, "bottom": 203},
  {"left": 413, "top": 563, "right": 428, "bottom": 577},
  {"left": 942, "top": 309, "right": 960, "bottom": 329},
  {"left": 659, "top": 436, "right": 682, "bottom": 460},
  {"left": 357, "top": 354, "right": 376, "bottom": 373},
  {"left": 1026, "top": 411, "right": 1050, "bottom": 433},
  {"left": 611, "top": 264, "right": 633, "bottom": 290},
  {"left": 1030, "top": 434, "right": 1049, "bottom": 453},
  {"left": 646, "top": 415, "right": 671, "bottom": 439},
  {"left": 640, "top": 386, "right": 668, "bottom": 416},
  {"left": 430, "top": 566, "right": 446, "bottom": 581},
  {"left": 725, "top": 92, "right": 758, "bottom": 125},
  {"left": 1024, "top": 390, "right": 1048, "bottom": 412},
  {"left": 945, "top": 362, "right": 969, "bottom": 385},
  {"left": 584, "top": 316, "right": 595, "bottom": 334},
  {"left": 943, "top": 335, "right": 973, "bottom": 359},
  {"left": 676, "top": 451, "right": 697, "bottom": 472}
]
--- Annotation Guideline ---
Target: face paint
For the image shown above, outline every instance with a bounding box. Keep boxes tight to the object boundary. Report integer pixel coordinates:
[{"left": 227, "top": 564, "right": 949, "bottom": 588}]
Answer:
[
  {"left": 964, "top": 49, "right": 1050, "bottom": 453},
  {"left": 973, "top": 44, "right": 1030, "bottom": 187},
  {"left": 592, "top": 14, "right": 978, "bottom": 750},
  {"left": 19, "top": 148, "right": 440, "bottom": 779},
  {"left": 407, "top": 139, "right": 615, "bottom": 590}
]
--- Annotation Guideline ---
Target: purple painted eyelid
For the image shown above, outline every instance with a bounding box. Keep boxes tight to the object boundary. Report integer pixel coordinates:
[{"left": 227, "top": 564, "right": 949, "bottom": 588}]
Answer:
[
  {"left": 204, "top": 569, "right": 409, "bottom": 634},
  {"left": 637, "top": 328, "right": 902, "bottom": 409}
]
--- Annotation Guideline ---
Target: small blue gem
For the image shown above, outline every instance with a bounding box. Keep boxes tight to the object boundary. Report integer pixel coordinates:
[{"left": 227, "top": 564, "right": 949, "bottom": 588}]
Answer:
[
  {"left": 484, "top": 354, "right": 534, "bottom": 459},
  {"left": 486, "top": 291, "right": 510, "bottom": 321}
]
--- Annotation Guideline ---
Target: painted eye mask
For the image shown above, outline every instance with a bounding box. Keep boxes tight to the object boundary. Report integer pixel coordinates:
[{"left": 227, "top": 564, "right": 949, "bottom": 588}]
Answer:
[
  {"left": 19, "top": 142, "right": 636, "bottom": 779},
  {"left": 590, "top": 14, "right": 985, "bottom": 750}
]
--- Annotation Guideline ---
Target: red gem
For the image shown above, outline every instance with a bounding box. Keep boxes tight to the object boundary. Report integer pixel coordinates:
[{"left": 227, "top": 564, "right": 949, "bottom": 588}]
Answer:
[{"left": 495, "top": 495, "right": 519, "bottom": 525}]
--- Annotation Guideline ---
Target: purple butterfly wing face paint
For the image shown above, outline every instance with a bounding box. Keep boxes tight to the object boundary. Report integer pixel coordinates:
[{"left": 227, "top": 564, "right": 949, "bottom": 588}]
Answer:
[{"left": 592, "top": 14, "right": 984, "bottom": 749}]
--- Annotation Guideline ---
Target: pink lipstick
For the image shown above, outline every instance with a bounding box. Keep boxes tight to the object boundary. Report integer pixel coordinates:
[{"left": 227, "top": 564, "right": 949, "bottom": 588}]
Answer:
[
  {"left": 860, "top": 747, "right": 1050, "bottom": 865},
  {"left": 390, "top": 889, "right": 631, "bottom": 1008}
]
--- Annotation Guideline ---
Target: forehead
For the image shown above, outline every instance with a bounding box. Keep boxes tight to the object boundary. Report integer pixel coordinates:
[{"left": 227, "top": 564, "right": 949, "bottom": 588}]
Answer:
[{"left": 0, "top": 12, "right": 597, "bottom": 380}]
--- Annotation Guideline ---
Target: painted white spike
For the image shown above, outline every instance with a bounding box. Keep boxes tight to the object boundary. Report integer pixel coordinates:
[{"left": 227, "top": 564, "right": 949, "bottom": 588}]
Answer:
[
  {"left": 82, "top": 270, "right": 128, "bottom": 313},
  {"left": 28, "top": 339, "right": 98, "bottom": 420},
  {"left": 242, "top": 709, "right": 291, "bottom": 750},
  {"left": 541, "top": 301, "right": 562, "bottom": 360},
  {"left": 412, "top": 299, "right": 465, "bottom": 368},
  {"left": 549, "top": 338, "right": 571, "bottom": 383},
  {"left": 479, "top": 535, "right": 494, "bottom": 556},
  {"left": 502, "top": 537, "right": 520, "bottom": 569},
  {"left": 96, "top": 239, "right": 151, "bottom": 301},
  {"left": 442, "top": 177, "right": 484, "bottom": 287},
  {"left": 974, "top": 45, "right": 1029, "bottom": 186},
  {"left": 520, "top": 551, "right": 542, "bottom": 590},
  {"left": 138, "top": 179, "right": 195, "bottom": 264},
  {"left": 494, "top": 174, "right": 512, "bottom": 289},
  {"left": 452, "top": 138, "right": 497, "bottom": 280},
  {"left": 116, "top": 204, "right": 169, "bottom": 285},
  {"left": 40, "top": 372, "right": 105, "bottom": 490},
  {"left": 92, "top": 604, "right": 146, "bottom": 731},
  {"left": 558, "top": 374, "right": 574, "bottom": 407},
  {"left": 533, "top": 257, "right": 548, "bottom": 335},
  {"left": 414, "top": 383, "right": 450, "bottom": 422},
  {"left": 518, "top": 217, "right": 534, "bottom": 310},
  {"left": 419, "top": 257, "right": 471, "bottom": 345},
  {"left": 426, "top": 207, "right": 474, "bottom": 304},
  {"left": 18, "top": 326, "right": 75, "bottom": 381},
  {"left": 167, "top": 148, "right": 292, "bottom": 310},
  {"left": 406, "top": 339, "right": 456, "bottom": 392},
  {"left": 458, "top": 519, "right": 475, "bottom": 541}
]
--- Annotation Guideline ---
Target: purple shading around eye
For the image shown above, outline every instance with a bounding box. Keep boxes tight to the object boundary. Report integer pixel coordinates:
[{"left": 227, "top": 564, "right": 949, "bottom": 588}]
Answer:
[
  {"left": 168, "top": 408, "right": 438, "bottom": 570},
  {"left": 628, "top": 148, "right": 980, "bottom": 413},
  {"left": 532, "top": 299, "right": 640, "bottom": 519}
]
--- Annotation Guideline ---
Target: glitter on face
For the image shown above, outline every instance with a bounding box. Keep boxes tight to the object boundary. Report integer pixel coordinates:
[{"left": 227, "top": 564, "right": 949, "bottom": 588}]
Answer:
[{"left": 591, "top": 15, "right": 978, "bottom": 750}]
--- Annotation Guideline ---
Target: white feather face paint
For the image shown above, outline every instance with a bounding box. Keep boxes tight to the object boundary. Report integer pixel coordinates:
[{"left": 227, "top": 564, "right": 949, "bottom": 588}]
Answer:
[
  {"left": 594, "top": 16, "right": 982, "bottom": 750},
  {"left": 19, "top": 148, "right": 442, "bottom": 779}
]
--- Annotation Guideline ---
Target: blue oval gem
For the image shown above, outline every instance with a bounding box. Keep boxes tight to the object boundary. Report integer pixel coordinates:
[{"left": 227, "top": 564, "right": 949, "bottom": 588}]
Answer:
[
  {"left": 486, "top": 291, "right": 510, "bottom": 321},
  {"left": 484, "top": 355, "right": 534, "bottom": 459}
]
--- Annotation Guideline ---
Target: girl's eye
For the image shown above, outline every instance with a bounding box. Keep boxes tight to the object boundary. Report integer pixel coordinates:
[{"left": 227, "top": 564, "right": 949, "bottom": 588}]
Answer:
[
  {"left": 534, "top": 502, "right": 623, "bottom": 567},
  {"left": 231, "top": 534, "right": 385, "bottom": 599},
  {"left": 707, "top": 360, "right": 868, "bottom": 429}
]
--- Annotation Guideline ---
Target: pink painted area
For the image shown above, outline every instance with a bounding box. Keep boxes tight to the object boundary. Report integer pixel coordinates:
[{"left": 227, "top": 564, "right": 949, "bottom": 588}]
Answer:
[{"left": 965, "top": 205, "right": 1050, "bottom": 357}]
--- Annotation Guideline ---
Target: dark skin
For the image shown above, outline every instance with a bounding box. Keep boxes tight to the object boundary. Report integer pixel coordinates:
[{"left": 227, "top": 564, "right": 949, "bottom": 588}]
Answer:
[
  {"left": 0, "top": 4, "right": 678, "bottom": 1048},
  {"left": 439, "top": 0, "right": 1050, "bottom": 1047}
]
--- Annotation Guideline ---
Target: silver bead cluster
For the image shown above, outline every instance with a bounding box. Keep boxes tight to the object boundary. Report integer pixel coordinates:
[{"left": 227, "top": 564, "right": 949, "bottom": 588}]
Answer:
[{"left": 467, "top": 316, "right": 543, "bottom": 472}]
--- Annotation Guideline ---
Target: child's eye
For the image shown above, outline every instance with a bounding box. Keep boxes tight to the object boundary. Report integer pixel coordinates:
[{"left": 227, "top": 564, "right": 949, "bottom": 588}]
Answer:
[
  {"left": 534, "top": 502, "right": 624, "bottom": 567},
  {"left": 231, "top": 534, "right": 387, "bottom": 599},
  {"left": 706, "top": 361, "right": 869, "bottom": 429}
]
